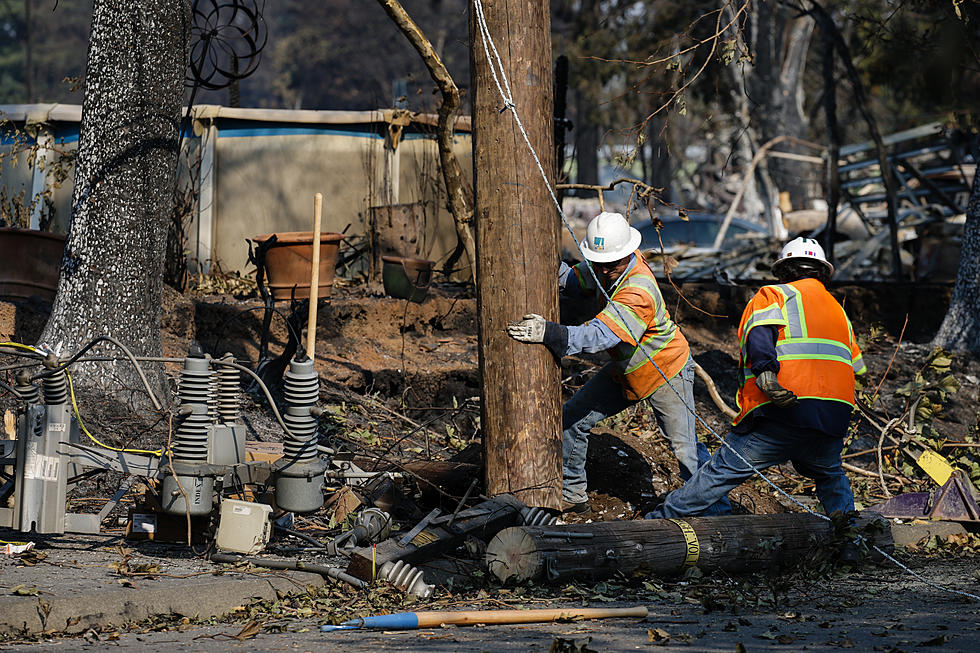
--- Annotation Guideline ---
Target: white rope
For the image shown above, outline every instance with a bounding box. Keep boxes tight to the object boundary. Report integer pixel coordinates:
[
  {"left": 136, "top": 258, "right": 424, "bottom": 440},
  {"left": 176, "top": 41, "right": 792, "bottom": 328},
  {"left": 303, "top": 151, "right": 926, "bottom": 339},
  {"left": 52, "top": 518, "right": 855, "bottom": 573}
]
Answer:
[
  {"left": 871, "top": 543, "right": 980, "bottom": 602},
  {"left": 472, "top": 0, "right": 977, "bottom": 602}
]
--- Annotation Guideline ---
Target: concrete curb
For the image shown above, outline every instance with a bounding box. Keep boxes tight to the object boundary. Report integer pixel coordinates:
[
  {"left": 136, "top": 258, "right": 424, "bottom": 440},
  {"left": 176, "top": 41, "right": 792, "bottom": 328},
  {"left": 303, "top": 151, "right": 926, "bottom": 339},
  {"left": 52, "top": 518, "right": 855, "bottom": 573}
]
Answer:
[{"left": 0, "top": 570, "right": 324, "bottom": 635}]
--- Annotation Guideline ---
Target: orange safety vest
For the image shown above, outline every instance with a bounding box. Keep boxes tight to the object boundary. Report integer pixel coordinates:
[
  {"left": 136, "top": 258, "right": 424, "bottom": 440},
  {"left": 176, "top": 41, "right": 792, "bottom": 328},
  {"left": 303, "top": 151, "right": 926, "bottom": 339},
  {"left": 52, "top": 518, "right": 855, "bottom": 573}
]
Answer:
[
  {"left": 573, "top": 253, "right": 689, "bottom": 401},
  {"left": 733, "top": 278, "right": 866, "bottom": 426}
]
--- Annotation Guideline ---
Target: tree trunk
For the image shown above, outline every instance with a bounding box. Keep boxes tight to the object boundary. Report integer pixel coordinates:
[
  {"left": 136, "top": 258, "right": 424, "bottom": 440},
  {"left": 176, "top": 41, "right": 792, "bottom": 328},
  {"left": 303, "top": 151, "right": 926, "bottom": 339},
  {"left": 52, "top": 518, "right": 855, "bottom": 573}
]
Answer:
[
  {"left": 934, "top": 168, "right": 980, "bottom": 352},
  {"left": 486, "top": 513, "right": 893, "bottom": 583},
  {"left": 377, "top": 0, "right": 476, "bottom": 281},
  {"left": 574, "top": 90, "right": 600, "bottom": 189},
  {"left": 39, "top": 0, "right": 190, "bottom": 400},
  {"left": 471, "top": 0, "right": 562, "bottom": 510},
  {"left": 726, "top": 1, "right": 813, "bottom": 228}
]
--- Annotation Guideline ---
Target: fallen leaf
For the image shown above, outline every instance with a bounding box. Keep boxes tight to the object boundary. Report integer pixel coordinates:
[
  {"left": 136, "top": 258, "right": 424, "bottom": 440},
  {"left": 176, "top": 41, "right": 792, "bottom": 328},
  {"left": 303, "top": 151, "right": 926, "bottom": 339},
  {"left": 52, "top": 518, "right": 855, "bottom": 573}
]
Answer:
[
  {"left": 735, "top": 643, "right": 747, "bottom": 653},
  {"left": 648, "top": 627, "right": 670, "bottom": 644},
  {"left": 10, "top": 585, "right": 39, "bottom": 596},
  {"left": 233, "top": 619, "right": 262, "bottom": 641}
]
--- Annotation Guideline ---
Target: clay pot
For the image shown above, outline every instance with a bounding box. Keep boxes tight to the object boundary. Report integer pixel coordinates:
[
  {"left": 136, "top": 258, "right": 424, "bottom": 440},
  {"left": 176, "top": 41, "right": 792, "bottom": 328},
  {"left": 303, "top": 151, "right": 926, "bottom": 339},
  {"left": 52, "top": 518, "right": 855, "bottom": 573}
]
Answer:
[
  {"left": 250, "top": 231, "right": 344, "bottom": 301},
  {"left": 381, "top": 255, "right": 434, "bottom": 303},
  {"left": 0, "top": 228, "right": 65, "bottom": 302}
]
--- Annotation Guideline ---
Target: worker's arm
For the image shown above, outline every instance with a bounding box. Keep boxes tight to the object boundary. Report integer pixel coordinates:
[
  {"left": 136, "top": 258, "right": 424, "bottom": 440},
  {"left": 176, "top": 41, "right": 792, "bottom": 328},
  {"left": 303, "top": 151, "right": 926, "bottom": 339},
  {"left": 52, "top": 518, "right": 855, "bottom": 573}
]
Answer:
[
  {"left": 558, "top": 260, "right": 595, "bottom": 298},
  {"left": 506, "top": 314, "right": 619, "bottom": 357},
  {"left": 745, "top": 325, "right": 797, "bottom": 407},
  {"left": 746, "top": 325, "right": 779, "bottom": 376}
]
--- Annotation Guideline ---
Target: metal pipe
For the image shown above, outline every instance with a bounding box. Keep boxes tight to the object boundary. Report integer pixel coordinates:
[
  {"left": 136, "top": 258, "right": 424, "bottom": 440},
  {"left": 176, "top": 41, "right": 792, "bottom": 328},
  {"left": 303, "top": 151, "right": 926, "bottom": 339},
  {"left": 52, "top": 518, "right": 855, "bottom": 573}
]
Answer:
[{"left": 210, "top": 552, "right": 367, "bottom": 589}]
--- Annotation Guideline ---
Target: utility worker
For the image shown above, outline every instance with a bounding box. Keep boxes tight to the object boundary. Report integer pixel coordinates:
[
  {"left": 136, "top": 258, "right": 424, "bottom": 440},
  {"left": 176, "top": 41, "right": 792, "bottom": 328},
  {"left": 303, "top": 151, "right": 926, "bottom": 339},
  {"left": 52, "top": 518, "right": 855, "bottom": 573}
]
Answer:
[
  {"left": 507, "top": 212, "right": 728, "bottom": 515},
  {"left": 647, "top": 237, "right": 866, "bottom": 519}
]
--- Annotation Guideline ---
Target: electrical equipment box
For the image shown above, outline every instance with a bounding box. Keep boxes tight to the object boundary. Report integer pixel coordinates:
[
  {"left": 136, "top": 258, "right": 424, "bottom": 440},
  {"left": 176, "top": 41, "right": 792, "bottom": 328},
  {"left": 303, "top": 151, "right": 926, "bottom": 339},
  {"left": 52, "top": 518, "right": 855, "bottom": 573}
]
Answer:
[{"left": 215, "top": 498, "right": 273, "bottom": 554}]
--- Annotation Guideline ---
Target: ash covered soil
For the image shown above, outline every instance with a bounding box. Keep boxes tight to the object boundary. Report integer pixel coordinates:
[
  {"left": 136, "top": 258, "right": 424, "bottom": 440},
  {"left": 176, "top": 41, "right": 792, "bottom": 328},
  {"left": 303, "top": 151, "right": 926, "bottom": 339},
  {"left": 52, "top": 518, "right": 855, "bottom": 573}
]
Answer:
[{"left": 2, "top": 279, "right": 980, "bottom": 649}]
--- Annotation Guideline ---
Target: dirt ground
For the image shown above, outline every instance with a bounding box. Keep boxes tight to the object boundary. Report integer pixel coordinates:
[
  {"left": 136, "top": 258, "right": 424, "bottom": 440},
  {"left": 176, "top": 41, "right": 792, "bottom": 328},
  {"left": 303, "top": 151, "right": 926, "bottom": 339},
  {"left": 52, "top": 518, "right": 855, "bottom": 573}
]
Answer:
[{"left": 2, "top": 276, "right": 979, "bottom": 647}]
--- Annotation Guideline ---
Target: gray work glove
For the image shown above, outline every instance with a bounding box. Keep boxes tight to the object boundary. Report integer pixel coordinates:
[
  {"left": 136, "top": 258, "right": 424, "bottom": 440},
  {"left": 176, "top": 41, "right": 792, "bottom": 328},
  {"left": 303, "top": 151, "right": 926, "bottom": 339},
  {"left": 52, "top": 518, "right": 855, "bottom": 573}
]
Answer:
[
  {"left": 755, "top": 370, "right": 798, "bottom": 407},
  {"left": 506, "top": 314, "right": 546, "bottom": 343}
]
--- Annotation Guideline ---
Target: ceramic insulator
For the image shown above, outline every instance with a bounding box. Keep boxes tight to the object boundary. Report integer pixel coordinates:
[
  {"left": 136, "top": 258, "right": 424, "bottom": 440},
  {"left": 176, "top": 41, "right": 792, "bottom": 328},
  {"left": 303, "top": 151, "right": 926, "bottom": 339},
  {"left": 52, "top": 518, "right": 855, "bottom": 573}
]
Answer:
[
  {"left": 378, "top": 560, "right": 434, "bottom": 598},
  {"left": 172, "top": 356, "right": 212, "bottom": 463},
  {"left": 216, "top": 353, "right": 240, "bottom": 424},
  {"left": 42, "top": 369, "right": 69, "bottom": 405},
  {"left": 282, "top": 358, "right": 319, "bottom": 463}
]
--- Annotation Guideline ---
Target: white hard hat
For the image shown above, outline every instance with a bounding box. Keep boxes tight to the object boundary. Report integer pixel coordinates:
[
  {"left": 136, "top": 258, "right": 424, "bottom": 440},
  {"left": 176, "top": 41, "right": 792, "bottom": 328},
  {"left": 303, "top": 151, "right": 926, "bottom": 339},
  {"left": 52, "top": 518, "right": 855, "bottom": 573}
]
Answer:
[
  {"left": 580, "top": 212, "right": 642, "bottom": 263},
  {"left": 773, "top": 237, "right": 834, "bottom": 276}
]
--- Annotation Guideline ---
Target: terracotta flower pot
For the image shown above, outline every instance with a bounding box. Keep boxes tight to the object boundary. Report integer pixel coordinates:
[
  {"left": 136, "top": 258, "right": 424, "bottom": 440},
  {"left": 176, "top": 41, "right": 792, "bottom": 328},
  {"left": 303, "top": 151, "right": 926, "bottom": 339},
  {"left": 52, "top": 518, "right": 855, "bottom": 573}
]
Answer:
[
  {"left": 250, "top": 231, "right": 344, "bottom": 301},
  {"left": 0, "top": 228, "right": 65, "bottom": 302}
]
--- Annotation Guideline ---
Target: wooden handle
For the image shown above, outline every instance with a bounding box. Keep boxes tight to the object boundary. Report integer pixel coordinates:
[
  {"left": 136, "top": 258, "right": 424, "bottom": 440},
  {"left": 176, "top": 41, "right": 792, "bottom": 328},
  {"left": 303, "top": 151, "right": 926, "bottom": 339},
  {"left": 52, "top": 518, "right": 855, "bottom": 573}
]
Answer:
[
  {"left": 307, "top": 192, "right": 323, "bottom": 359},
  {"left": 414, "top": 606, "right": 648, "bottom": 627}
]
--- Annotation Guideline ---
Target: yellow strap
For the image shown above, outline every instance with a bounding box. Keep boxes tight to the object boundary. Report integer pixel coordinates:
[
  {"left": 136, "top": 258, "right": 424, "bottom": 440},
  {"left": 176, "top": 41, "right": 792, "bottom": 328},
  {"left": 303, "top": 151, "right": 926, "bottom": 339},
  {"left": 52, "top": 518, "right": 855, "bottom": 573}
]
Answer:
[
  {"left": 668, "top": 518, "right": 699, "bottom": 568},
  {"left": 913, "top": 448, "right": 953, "bottom": 486}
]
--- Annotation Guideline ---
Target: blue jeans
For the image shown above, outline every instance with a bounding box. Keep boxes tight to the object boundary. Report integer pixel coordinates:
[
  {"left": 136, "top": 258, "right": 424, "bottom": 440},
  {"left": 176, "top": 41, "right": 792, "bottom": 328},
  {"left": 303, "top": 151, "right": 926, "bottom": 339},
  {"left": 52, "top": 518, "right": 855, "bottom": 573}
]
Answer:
[
  {"left": 562, "top": 357, "right": 730, "bottom": 515},
  {"left": 649, "top": 419, "right": 854, "bottom": 518}
]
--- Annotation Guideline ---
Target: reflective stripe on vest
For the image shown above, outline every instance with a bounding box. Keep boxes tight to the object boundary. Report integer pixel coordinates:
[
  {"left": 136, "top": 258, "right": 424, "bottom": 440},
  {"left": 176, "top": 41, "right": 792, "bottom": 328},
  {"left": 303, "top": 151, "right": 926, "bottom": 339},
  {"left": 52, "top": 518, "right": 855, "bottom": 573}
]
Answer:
[
  {"left": 595, "top": 253, "right": 688, "bottom": 400},
  {"left": 733, "top": 279, "right": 861, "bottom": 426}
]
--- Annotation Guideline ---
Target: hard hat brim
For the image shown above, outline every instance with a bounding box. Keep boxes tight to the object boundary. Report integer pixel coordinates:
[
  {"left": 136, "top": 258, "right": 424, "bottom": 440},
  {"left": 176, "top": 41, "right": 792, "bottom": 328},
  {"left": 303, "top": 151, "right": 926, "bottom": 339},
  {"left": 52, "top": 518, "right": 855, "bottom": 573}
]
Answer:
[
  {"left": 580, "top": 227, "right": 642, "bottom": 263},
  {"left": 772, "top": 254, "right": 835, "bottom": 277}
]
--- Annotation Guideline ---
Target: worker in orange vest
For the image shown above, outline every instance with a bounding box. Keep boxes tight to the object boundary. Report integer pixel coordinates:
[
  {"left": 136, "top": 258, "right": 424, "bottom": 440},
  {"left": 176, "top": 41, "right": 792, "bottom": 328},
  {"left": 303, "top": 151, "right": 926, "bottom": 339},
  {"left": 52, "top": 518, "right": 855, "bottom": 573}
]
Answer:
[
  {"left": 647, "top": 237, "right": 866, "bottom": 519},
  {"left": 507, "top": 212, "right": 729, "bottom": 515}
]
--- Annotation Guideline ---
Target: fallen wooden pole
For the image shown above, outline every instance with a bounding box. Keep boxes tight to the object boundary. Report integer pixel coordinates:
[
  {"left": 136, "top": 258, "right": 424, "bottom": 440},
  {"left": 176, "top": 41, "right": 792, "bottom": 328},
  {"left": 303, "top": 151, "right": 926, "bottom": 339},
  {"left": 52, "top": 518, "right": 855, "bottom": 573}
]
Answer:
[
  {"left": 346, "top": 493, "right": 528, "bottom": 582},
  {"left": 323, "top": 606, "right": 648, "bottom": 631},
  {"left": 486, "top": 512, "right": 892, "bottom": 584}
]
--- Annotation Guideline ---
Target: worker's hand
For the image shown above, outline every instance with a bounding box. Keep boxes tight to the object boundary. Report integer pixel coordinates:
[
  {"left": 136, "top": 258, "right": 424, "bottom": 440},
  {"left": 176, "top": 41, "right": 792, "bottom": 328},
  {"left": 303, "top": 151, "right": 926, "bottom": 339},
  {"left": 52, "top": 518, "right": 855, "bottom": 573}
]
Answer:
[
  {"left": 506, "top": 314, "right": 547, "bottom": 344},
  {"left": 755, "top": 370, "right": 798, "bottom": 407}
]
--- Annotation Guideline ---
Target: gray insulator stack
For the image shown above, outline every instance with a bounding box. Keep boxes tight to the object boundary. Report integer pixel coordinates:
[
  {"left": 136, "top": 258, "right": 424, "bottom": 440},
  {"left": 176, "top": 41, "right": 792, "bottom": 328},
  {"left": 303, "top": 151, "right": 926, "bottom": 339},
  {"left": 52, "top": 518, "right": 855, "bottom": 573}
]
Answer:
[
  {"left": 162, "top": 353, "right": 215, "bottom": 517},
  {"left": 14, "top": 372, "right": 39, "bottom": 405},
  {"left": 378, "top": 560, "right": 434, "bottom": 598},
  {"left": 216, "top": 353, "right": 240, "bottom": 424},
  {"left": 172, "top": 355, "right": 212, "bottom": 463},
  {"left": 42, "top": 369, "right": 69, "bottom": 405},
  {"left": 273, "top": 356, "right": 327, "bottom": 514},
  {"left": 282, "top": 358, "right": 319, "bottom": 462}
]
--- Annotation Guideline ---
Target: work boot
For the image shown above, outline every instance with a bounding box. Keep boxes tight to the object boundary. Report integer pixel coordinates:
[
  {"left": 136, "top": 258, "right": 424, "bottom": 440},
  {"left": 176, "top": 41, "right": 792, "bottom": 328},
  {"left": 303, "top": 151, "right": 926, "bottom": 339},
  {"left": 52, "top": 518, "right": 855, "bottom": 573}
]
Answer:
[
  {"left": 561, "top": 500, "right": 591, "bottom": 515},
  {"left": 838, "top": 538, "right": 863, "bottom": 567}
]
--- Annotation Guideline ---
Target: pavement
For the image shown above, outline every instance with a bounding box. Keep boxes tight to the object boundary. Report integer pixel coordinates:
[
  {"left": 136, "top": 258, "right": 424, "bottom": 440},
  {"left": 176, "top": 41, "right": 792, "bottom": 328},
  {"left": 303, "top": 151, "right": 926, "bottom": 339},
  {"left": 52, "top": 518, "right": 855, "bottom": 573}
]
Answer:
[
  {"left": 0, "top": 530, "right": 325, "bottom": 636},
  {"left": 1, "top": 520, "right": 978, "bottom": 651}
]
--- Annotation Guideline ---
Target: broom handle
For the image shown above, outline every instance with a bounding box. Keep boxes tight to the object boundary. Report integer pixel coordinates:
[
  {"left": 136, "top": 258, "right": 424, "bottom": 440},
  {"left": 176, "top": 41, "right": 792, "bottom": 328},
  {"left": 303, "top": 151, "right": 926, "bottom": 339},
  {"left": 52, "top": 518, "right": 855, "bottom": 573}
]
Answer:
[
  {"left": 413, "top": 606, "right": 648, "bottom": 627},
  {"left": 307, "top": 192, "right": 323, "bottom": 360}
]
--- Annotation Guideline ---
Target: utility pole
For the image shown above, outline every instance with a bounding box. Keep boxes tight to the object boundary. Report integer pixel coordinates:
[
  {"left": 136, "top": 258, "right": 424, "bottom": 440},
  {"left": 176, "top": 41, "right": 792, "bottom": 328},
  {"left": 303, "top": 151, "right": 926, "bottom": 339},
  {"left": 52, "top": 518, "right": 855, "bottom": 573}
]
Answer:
[{"left": 471, "top": 0, "right": 561, "bottom": 510}]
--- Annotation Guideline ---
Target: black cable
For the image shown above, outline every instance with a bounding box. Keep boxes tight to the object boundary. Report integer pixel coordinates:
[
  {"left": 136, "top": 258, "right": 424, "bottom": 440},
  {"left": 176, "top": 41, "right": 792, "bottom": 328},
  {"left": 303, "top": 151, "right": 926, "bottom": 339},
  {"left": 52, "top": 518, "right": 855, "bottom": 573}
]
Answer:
[{"left": 273, "top": 524, "right": 327, "bottom": 549}]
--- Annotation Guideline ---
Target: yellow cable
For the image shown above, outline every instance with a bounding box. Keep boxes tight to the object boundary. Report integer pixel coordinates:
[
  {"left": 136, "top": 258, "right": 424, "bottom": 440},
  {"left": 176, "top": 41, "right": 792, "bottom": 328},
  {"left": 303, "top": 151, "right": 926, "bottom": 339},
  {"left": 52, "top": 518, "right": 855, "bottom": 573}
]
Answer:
[
  {"left": 0, "top": 341, "right": 38, "bottom": 353},
  {"left": 2, "top": 340, "right": 163, "bottom": 457},
  {"left": 66, "top": 371, "right": 163, "bottom": 457}
]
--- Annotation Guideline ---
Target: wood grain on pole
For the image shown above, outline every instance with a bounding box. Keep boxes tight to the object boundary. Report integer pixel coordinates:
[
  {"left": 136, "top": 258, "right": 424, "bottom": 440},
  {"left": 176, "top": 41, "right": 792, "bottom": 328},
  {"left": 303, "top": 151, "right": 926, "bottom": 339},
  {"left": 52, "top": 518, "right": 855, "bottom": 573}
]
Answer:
[
  {"left": 307, "top": 192, "right": 323, "bottom": 359},
  {"left": 486, "top": 513, "right": 893, "bottom": 583},
  {"left": 471, "top": 0, "right": 561, "bottom": 510}
]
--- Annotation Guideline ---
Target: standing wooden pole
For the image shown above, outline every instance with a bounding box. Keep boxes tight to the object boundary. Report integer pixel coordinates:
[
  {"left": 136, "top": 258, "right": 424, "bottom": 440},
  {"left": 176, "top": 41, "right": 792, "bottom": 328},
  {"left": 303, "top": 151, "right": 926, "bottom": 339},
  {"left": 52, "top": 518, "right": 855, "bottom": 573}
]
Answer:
[
  {"left": 307, "top": 192, "right": 323, "bottom": 360},
  {"left": 471, "top": 1, "right": 561, "bottom": 510}
]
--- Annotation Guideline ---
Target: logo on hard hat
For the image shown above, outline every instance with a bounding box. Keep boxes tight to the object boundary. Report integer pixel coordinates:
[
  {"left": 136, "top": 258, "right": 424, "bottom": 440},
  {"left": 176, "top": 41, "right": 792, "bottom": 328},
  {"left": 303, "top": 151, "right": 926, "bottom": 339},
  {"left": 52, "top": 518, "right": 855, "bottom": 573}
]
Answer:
[{"left": 593, "top": 236, "right": 605, "bottom": 250}]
